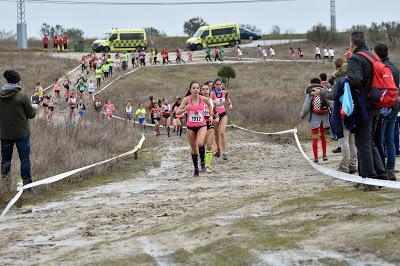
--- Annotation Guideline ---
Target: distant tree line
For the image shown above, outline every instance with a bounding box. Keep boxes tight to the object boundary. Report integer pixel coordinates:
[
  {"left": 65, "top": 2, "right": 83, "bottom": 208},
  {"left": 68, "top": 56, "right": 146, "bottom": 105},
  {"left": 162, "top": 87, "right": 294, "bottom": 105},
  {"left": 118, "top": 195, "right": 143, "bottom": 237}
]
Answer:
[
  {"left": 39, "top": 23, "right": 84, "bottom": 41},
  {"left": 307, "top": 21, "right": 400, "bottom": 46}
]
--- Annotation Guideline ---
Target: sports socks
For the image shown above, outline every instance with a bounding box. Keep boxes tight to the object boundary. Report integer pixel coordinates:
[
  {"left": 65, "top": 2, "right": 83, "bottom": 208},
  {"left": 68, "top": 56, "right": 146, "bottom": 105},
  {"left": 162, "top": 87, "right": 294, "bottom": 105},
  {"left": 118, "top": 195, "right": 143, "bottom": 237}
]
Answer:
[
  {"left": 191, "top": 153, "right": 198, "bottom": 170},
  {"left": 205, "top": 151, "right": 213, "bottom": 167},
  {"left": 199, "top": 146, "right": 205, "bottom": 164}
]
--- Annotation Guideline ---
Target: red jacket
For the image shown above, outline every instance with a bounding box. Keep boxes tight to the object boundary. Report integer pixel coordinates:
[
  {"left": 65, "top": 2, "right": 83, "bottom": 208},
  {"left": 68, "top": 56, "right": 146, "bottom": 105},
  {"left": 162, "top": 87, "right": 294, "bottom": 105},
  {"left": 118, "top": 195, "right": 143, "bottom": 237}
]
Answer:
[
  {"left": 63, "top": 36, "right": 68, "bottom": 44},
  {"left": 43, "top": 36, "right": 49, "bottom": 45}
]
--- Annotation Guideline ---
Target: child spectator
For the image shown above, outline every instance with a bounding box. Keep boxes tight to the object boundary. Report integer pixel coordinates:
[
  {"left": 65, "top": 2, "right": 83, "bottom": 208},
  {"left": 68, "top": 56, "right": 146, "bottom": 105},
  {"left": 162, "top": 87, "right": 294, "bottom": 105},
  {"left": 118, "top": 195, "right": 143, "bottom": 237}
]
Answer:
[{"left": 300, "top": 79, "right": 330, "bottom": 164}]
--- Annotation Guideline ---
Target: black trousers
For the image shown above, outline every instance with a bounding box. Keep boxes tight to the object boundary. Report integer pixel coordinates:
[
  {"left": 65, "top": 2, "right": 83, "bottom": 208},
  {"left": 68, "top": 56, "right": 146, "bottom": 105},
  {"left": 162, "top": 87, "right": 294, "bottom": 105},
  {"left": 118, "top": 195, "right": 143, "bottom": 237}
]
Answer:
[{"left": 355, "top": 108, "right": 387, "bottom": 179}]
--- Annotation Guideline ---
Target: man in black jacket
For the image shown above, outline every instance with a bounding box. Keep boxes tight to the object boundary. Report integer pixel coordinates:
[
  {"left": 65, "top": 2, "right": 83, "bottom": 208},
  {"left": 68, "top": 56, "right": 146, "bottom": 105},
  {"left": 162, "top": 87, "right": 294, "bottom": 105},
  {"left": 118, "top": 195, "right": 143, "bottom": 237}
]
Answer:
[
  {"left": 347, "top": 31, "right": 388, "bottom": 188},
  {"left": 374, "top": 43, "right": 400, "bottom": 181}
]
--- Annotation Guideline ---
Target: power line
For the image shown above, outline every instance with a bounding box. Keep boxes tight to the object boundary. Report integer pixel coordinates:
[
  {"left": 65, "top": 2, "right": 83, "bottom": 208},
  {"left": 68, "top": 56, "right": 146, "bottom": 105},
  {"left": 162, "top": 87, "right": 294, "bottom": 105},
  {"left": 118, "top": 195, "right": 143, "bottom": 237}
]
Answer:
[{"left": 1, "top": 0, "right": 294, "bottom": 5}]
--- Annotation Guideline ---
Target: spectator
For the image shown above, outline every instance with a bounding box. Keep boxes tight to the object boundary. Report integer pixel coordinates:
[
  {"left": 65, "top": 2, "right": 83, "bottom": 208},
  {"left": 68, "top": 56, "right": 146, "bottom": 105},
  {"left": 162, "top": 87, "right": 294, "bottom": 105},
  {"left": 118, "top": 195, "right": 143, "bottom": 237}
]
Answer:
[
  {"left": 345, "top": 48, "right": 353, "bottom": 61},
  {"left": 42, "top": 35, "right": 49, "bottom": 52},
  {"left": 63, "top": 35, "right": 68, "bottom": 52},
  {"left": 300, "top": 78, "right": 330, "bottom": 164},
  {"left": 52, "top": 35, "right": 58, "bottom": 52},
  {"left": 347, "top": 31, "right": 388, "bottom": 189},
  {"left": 374, "top": 43, "right": 400, "bottom": 181},
  {"left": 314, "top": 59, "right": 357, "bottom": 174},
  {"left": 0, "top": 70, "right": 37, "bottom": 192}
]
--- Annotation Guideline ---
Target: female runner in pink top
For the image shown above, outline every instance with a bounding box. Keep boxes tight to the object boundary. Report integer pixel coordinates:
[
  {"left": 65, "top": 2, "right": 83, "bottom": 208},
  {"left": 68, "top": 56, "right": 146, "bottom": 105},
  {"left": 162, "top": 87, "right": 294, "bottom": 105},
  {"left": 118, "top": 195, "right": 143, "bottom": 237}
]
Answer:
[
  {"left": 104, "top": 100, "right": 115, "bottom": 121},
  {"left": 211, "top": 78, "right": 233, "bottom": 161},
  {"left": 176, "top": 81, "right": 212, "bottom": 177},
  {"left": 53, "top": 79, "right": 62, "bottom": 99}
]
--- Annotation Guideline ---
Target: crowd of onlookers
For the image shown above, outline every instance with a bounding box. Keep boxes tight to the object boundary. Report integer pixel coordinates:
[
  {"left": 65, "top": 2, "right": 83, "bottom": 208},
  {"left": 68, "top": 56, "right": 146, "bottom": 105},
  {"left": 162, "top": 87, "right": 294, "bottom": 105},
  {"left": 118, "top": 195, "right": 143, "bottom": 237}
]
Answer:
[{"left": 301, "top": 31, "right": 399, "bottom": 191}]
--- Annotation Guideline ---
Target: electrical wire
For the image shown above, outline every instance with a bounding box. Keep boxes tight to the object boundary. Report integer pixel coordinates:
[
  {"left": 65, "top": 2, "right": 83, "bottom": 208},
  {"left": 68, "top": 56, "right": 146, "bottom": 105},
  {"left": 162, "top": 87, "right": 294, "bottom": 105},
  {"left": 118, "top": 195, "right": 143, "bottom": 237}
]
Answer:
[{"left": 0, "top": 0, "right": 293, "bottom": 5}]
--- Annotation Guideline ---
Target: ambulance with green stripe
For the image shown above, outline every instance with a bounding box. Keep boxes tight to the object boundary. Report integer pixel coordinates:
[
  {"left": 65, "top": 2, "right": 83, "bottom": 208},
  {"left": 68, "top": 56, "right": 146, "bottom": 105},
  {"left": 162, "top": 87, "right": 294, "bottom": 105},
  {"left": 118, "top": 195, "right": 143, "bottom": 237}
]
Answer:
[
  {"left": 186, "top": 23, "right": 241, "bottom": 51},
  {"left": 92, "top": 28, "right": 147, "bottom": 52}
]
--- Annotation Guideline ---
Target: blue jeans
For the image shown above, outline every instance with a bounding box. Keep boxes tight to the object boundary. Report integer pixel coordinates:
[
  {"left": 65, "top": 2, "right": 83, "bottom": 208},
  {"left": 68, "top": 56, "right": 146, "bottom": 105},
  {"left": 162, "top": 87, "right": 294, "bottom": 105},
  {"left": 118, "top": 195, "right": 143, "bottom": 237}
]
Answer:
[
  {"left": 1, "top": 136, "right": 32, "bottom": 185},
  {"left": 395, "top": 116, "right": 400, "bottom": 154},
  {"left": 381, "top": 104, "right": 399, "bottom": 170}
]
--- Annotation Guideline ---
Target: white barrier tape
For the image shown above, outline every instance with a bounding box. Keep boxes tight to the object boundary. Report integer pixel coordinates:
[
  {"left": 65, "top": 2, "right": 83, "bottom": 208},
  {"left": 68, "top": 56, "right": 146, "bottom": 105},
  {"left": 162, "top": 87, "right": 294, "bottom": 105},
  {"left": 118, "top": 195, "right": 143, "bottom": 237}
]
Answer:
[
  {"left": 224, "top": 56, "right": 320, "bottom": 63},
  {"left": 231, "top": 124, "right": 296, "bottom": 135},
  {"left": 232, "top": 125, "right": 400, "bottom": 189},
  {"left": 292, "top": 130, "right": 400, "bottom": 189},
  {"left": 0, "top": 135, "right": 145, "bottom": 220},
  {"left": 95, "top": 67, "right": 142, "bottom": 95},
  {"left": 43, "top": 64, "right": 82, "bottom": 92}
]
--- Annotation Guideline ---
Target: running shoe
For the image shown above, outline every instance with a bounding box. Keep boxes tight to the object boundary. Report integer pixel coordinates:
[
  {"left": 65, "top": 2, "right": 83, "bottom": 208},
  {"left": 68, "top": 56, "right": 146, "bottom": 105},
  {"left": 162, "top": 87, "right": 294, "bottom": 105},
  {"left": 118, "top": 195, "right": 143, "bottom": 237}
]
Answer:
[
  {"left": 349, "top": 165, "right": 357, "bottom": 174},
  {"left": 332, "top": 147, "right": 341, "bottom": 153},
  {"left": 313, "top": 160, "right": 320, "bottom": 164},
  {"left": 322, "top": 155, "right": 328, "bottom": 161},
  {"left": 214, "top": 148, "right": 220, "bottom": 158},
  {"left": 193, "top": 169, "right": 199, "bottom": 177},
  {"left": 222, "top": 154, "right": 228, "bottom": 160},
  {"left": 357, "top": 184, "right": 378, "bottom": 191},
  {"left": 201, "top": 163, "right": 206, "bottom": 173},
  {"left": 206, "top": 167, "right": 213, "bottom": 173}
]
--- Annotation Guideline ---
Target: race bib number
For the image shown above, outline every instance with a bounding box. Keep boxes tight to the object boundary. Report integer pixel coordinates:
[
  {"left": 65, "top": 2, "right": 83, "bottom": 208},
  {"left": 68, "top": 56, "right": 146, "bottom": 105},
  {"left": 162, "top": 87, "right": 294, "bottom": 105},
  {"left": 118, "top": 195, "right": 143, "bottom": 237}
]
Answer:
[
  {"left": 189, "top": 111, "right": 203, "bottom": 123},
  {"left": 204, "top": 109, "right": 210, "bottom": 117}
]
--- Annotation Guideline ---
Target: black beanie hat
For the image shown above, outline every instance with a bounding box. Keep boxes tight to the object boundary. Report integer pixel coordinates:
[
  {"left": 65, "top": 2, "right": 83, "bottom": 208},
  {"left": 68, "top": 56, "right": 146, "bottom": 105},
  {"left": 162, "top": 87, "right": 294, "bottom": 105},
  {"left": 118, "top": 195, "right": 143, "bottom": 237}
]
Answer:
[{"left": 3, "top": 70, "right": 21, "bottom": 84}]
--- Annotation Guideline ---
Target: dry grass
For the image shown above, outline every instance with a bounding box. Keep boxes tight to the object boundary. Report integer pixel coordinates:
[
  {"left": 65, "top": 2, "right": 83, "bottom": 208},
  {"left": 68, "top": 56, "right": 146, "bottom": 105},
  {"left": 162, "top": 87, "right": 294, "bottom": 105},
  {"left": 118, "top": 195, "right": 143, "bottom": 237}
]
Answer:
[
  {"left": 0, "top": 53, "right": 146, "bottom": 204},
  {"left": 0, "top": 117, "right": 144, "bottom": 204},
  {"left": 99, "top": 62, "right": 333, "bottom": 136},
  {"left": 226, "top": 41, "right": 400, "bottom": 63},
  {"left": 0, "top": 52, "right": 77, "bottom": 94}
]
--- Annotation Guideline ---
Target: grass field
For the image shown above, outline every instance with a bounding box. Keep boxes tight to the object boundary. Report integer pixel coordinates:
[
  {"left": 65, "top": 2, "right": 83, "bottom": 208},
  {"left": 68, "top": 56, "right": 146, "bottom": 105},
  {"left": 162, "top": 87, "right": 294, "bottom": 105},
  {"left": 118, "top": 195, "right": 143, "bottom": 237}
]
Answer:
[
  {"left": 227, "top": 40, "right": 400, "bottom": 63},
  {"left": 0, "top": 53, "right": 145, "bottom": 204},
  {"left": 99, "top": 62, "right": 333, "bottom": 136},
  {"left": 0, "top": 52, "right": 77, "bottom": 94}
]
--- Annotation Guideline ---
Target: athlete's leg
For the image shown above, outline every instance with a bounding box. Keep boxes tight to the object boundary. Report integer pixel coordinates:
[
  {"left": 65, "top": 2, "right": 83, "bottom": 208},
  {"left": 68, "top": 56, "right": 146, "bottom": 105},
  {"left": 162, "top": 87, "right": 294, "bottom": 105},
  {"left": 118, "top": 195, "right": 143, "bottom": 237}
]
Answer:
[
  {"left": 219, "top": 115, "right": 228, "bottom": 157},
  {"left": 196, "top": 127, "right": 207, "bottom": 172},
  {"left": 187, "top": 129, "right": 199, "bottom": 176}
]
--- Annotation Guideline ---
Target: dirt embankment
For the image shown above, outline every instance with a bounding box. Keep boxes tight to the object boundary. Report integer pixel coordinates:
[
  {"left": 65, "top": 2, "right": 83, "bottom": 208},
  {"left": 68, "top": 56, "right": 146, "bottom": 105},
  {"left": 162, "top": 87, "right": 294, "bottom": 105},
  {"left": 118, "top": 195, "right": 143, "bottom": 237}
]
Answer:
[{"left": 1, "top": 129, "right": 400, "bottom": 265}]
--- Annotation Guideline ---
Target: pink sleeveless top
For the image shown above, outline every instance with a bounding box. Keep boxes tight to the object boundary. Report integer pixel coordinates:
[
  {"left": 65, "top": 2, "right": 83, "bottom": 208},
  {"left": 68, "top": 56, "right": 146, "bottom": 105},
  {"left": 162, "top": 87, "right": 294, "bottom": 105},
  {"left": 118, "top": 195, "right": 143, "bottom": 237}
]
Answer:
[
  {"left": 212, "top": 89, "right": 226, "bottom": 115},
  {"left": 186, "top": 96, "right": 206, "bottom": 127},
  {"left": 53, "top": 83, "right": 62, "bottom": 92}
]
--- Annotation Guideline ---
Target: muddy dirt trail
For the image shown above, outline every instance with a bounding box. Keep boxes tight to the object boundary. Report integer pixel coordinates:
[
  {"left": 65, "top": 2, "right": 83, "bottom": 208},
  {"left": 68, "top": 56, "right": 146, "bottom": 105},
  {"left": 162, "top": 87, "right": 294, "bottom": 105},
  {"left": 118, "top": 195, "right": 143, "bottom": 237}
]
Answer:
[{"left": 1, "top": 128, "right": 400, "bottom": 265}]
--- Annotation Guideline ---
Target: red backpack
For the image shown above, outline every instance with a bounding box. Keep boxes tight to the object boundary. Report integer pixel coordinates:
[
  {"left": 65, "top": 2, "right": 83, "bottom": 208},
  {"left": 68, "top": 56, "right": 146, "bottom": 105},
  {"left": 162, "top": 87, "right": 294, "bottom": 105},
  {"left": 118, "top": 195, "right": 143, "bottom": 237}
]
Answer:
[
  {"left": 357, "top": 51, "right": 398, "bottom": 108},
  {"left": 312, "top": 95, "right": 329, "bottom": 114}
]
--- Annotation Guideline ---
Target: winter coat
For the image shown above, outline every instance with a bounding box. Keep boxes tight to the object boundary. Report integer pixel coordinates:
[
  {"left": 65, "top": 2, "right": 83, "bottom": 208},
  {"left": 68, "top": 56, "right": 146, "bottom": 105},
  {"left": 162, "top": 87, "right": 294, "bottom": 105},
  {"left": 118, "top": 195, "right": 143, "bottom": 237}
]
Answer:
[
  {"left": 0, "top": 83, "right": 36, "bottom": 140},
  {"left": 300, "top": 93, "right": 330, "bottom": 130},
  {"left": 347, "top": 44, "right": 376, "bottom": 122}
]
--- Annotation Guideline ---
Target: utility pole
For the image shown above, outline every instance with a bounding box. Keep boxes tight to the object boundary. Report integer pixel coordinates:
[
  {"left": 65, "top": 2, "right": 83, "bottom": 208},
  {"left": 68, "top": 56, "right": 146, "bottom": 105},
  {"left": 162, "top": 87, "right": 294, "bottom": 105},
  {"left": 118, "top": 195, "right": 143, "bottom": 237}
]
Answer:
[
  {"left": 330, "top": 0, "right": 336, "bottom": 32},
  {"left": 17, "top": 0, "right": 28, "bottom": 49}
]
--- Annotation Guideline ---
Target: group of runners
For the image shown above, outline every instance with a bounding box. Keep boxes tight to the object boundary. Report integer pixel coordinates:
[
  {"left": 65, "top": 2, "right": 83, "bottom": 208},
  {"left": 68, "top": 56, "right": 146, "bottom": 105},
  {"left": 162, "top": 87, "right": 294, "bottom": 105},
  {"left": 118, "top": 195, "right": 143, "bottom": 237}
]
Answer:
[{"left": 174, "top": 78, "right": 233, "bottom": 176}]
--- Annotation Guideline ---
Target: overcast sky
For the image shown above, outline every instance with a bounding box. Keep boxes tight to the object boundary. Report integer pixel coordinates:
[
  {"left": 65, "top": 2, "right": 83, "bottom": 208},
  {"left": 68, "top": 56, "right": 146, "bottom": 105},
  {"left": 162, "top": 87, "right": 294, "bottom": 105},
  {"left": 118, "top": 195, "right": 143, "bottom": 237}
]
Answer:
[{"left": 2, "top": 0, "right": 400, "bottom": 38}]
